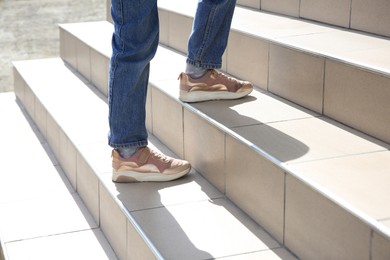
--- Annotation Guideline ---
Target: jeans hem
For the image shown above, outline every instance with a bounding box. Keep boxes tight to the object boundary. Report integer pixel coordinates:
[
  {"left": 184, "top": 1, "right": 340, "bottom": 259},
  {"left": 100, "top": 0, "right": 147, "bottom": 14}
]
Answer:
[
  {"left": 108, "top": 140, "right": 149, "bottom": 149},
  {"left": 186, "top": 58, "right": 221, "bottom": 70}
]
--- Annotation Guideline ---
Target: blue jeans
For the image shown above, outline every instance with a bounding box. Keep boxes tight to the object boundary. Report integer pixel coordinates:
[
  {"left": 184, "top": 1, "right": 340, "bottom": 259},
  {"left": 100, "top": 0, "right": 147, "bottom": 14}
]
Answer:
[{"left": 108, "top": 0, "right": 237, "bottom": 149}]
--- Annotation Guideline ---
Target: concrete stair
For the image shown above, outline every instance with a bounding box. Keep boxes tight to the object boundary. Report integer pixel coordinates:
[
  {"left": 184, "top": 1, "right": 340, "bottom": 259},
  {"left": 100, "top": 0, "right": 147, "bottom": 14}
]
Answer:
[
  {"left": 156, "top": 0, "right": 390, "bottom": 144},
  {"left": 11, "top": 47, "right": 297, "bottom": 260},
  {"left": 0, "top": 92, "right": 117, "bottom": 260},
  {"left": 236, "top": 0, "right": 390, "bottom": 38},
  {"left": 5, "top": 0, "right": 390, "bottom": 259}
]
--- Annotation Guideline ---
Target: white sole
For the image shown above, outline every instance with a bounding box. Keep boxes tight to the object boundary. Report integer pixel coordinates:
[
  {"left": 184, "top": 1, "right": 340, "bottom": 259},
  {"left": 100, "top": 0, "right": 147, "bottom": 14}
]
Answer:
[
  {"left": 112, "top": 168, "right": 190, "bottom": 183},
  {"left": 179, "top": 89, "right": 252, "bottom": 103}
]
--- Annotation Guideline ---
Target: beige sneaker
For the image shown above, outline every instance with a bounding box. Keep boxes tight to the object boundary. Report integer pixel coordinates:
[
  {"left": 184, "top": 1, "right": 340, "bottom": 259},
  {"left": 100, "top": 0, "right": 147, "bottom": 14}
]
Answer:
[
  {"left": 112, "top": 147, "right": 191, "bottom": 182},
  {"left": 179, "top": 69, "right": 253, "bottom": 102}
]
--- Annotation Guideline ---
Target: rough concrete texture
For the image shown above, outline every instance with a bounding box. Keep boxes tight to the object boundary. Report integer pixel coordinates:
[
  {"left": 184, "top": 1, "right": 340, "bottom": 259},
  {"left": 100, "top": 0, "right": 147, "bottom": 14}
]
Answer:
[{"left": 0, "top": 0, "right": 106, "bottom": 92}]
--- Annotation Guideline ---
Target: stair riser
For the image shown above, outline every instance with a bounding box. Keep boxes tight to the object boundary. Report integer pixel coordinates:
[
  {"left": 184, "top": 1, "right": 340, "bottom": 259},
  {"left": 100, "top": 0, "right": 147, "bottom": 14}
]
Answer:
[
  {"left": 285, "top": 175, "right": 370, "bottom": 259},
  {"left": 158, "top": 9, "right": 229, "bottom": 72},
  {"left": 150, "top": 86, "right": 184, "bottom": 158},
  {"left": 324, "top": 60, "right": 390, "bottom": 144},
  {"left": 59, "top": 28, "right": 109, "bottom": 97},
  {"left": 106, "top": 0, "right": 112, "bottom": 23},
  {"left": 237, "top": 0, "right": 260, "bottom": 10}
]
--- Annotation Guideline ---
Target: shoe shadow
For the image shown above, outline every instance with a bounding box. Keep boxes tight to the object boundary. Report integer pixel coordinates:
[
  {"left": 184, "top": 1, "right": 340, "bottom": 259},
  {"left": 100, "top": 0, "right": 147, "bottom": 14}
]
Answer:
[
  {"left": 188, "top": 89, "right": 313, "bottom": 164},
  {"left": 115, "top": 172, "right": 215, "bottom": 259}
]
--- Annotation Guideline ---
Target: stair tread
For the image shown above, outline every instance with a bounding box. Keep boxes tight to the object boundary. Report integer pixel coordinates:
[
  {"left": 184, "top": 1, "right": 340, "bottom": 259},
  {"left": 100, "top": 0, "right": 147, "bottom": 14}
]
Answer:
[
  {"left": 159, "top": 0, "right": 390, "bottom": 76},
  {"left": 0, "top": 92, "right": 117, "bottom": 259},
  {"left": 13, "top": 58, "right": 298, "bottom": 259}
]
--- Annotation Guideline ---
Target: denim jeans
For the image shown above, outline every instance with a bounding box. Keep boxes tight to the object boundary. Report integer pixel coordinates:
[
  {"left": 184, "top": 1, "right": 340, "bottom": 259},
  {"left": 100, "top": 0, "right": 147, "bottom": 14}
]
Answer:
[{"left": 108, "top": 0, "right": 237, "bottom": 149}]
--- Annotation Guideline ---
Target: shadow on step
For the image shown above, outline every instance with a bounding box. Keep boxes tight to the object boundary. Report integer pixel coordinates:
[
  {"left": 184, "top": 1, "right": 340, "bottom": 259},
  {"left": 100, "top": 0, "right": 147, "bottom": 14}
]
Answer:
[
  {"left": 114, "top": 171, "right": 295, "bottom": 259},
  {"left": 190, "top": 94, "right": 311, "bottom": 163}
]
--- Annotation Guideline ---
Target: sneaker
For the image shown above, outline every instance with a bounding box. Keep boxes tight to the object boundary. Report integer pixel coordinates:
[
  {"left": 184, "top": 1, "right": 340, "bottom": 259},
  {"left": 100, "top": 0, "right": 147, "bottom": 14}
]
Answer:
[
  {"left": 178, "top": 69, "right": 253, "bottom": 102},
  {"left": 112, "top": 147, "right": 191, "bottom": 182}
]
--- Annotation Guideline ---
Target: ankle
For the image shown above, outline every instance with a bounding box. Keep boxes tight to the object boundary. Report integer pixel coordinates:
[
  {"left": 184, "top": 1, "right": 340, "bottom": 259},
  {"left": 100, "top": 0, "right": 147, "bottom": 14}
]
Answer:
[
  {"left": 185, "top": 63, "right": 207, "bottom": 79},
  {"left": 116, "top": 147, "right": 137, "bottom": 159}
]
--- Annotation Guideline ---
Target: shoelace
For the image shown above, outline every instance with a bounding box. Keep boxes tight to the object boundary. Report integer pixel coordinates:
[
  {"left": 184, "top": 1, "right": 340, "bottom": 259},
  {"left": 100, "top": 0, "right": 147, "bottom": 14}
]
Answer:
[
  {"left": 210, "top": 70, "right": 237, "bottom": 82},
  {"left": 150, "top": 149, "right": 171, "bottom": 163}
]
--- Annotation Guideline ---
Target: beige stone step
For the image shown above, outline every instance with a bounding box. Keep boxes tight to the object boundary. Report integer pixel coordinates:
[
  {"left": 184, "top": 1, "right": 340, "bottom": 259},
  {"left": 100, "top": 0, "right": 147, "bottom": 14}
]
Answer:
[
  {"left": 158, "top": 0, "right": 390, "bottom": 143},
  {"left": 13, "top": 58, "right": 297, "bottom": 259},
  {"left": 57, "top": 19, "right": 390, "bottom": 259},
  {"left": 0, "top": 92, "right": 117, "bottom": 260},
  {"left": 236, "top": 0, "right": 390, "bottom": 38},
  {"left": 105, "top": 1, "right": 390, "bottom": 144},
  {"left": 105, "top": 0, "right": 390, "bottom": 38}
]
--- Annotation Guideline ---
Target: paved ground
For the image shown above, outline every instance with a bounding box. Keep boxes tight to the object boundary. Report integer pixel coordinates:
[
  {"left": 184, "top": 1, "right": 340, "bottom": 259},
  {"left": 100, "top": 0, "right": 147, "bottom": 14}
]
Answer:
[{"left": 0, "top": 0, "right": 106, "bottom": 92}]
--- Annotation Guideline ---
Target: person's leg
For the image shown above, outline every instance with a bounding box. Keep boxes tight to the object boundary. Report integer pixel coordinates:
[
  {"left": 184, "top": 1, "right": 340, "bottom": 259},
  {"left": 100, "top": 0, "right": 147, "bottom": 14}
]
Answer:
[
  {"left": 108, "top": 0, "right": 191, "bottom": 182},
  {"left": 179, "top": 0, "right": 253, "bottom": 102},
  {"left": 108, "top": 0, "right": 159, "bottom": 151},
  {"left": 187, "top": 0, "right": 237, "bottom": 70}
]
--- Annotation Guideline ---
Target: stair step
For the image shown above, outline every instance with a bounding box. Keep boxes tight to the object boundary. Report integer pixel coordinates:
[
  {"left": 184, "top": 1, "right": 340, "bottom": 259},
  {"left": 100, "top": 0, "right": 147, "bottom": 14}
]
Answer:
[
  {"left": 104, "top": 0, "right": 390, "bottom": 38},
  {"left": 157, "top": 0, "right": 390, "bottom": 144},
  {"left": 13, "top": 58, "right": 298, "bottom": 259},
  {"left": 236, "top": 0, "right": 390, "bottom": 38},
  {"left": 58, "top": 19, "right": 389, "bottom": 259},
  {"left": 5, "top": 0, "right": 389, "bottom": 258},
  {"left": 13, "top": 53, "right": 390, "bottom": 260},
  {"left": 0, "top": 92, "right": 117, "bottom": 260}
]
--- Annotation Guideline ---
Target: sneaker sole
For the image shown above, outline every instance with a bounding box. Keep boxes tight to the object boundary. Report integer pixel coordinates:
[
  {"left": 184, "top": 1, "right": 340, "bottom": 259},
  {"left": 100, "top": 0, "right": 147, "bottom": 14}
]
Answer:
[
  {"left": 112, "top": 167, "right": 191, "bottom": 183},
  {"left": 179, "top": 89, "right": 252, "bottom": 103}
]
